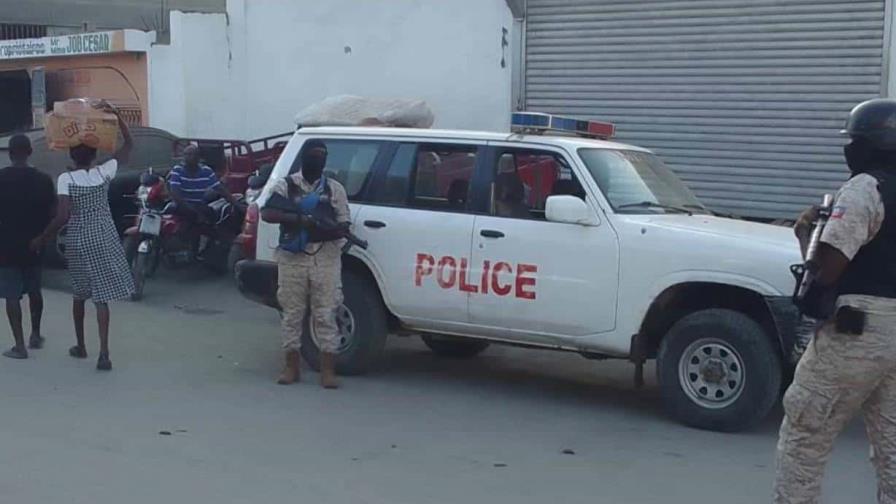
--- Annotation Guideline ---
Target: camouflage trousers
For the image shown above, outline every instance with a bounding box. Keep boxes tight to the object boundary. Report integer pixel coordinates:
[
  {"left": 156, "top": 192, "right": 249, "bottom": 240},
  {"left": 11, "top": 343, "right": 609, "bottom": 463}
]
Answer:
[
  {"left": 774, "top": 310, "right": 896, "bottom": 504},
  {"left": 277, "top": 248, "right": 343, "bottom": 354}
]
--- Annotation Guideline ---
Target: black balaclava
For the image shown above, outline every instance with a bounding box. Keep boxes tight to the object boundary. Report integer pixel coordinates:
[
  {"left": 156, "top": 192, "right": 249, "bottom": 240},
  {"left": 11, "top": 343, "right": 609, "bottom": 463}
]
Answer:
[
  {"left": 301, "top": 140, "right": 328, "bottom": 182},
  {"left": 844, "top": 137, "right": 896, "bottom": 176}
]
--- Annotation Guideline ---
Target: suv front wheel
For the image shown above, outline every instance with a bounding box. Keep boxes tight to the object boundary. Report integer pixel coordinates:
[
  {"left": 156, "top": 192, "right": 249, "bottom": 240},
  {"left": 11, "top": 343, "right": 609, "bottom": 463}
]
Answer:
[
  {"left": 301, "top": 270, "right": 388, "bottom": 375},
  {"left": 657, "top": 309, "right": 782, "bottom": 432}
]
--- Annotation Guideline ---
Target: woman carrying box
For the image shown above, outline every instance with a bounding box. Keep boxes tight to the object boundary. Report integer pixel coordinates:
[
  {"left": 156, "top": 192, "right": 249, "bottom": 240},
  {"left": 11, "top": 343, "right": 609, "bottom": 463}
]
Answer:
[{"left": 32, "top": 100, "right": 135, "bottom": 371}]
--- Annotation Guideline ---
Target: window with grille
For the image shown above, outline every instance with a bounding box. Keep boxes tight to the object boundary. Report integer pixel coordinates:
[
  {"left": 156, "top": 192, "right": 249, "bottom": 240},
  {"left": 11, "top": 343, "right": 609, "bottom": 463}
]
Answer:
[{"left": 0, "top": 24, "right": 47, "bottom": 40}]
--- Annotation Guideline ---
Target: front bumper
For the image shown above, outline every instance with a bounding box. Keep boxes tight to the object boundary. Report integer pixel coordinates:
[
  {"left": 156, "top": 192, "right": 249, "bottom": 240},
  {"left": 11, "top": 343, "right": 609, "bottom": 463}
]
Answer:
[
  {"left": 235, "top": 260, "right": 279, "bottom": 309},
  {"left": 765, "top": 296, "right": 800, "bottom": 366}
]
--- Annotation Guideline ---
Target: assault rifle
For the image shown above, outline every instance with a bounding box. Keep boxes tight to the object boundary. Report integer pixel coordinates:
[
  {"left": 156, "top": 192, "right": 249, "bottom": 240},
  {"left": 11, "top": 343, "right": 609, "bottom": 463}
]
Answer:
[
  {"left": 789, "top": 193, "right": 835, "bottom": 361},
  {"left": 265, "top": 192, "right": 368, "bottom": 254}
]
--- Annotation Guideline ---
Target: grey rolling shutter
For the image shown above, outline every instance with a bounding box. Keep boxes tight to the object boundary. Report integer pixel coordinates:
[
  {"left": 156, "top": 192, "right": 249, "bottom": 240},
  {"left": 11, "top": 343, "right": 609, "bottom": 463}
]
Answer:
[{"left": 525, "top": 0, "right": 888, "bottom": 219}]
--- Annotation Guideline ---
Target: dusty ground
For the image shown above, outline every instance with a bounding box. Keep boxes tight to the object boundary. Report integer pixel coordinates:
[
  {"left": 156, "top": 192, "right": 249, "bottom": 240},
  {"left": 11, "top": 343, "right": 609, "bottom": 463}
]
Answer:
[{"left": 0, "top": 269, "right": 875, "bottom": 503}]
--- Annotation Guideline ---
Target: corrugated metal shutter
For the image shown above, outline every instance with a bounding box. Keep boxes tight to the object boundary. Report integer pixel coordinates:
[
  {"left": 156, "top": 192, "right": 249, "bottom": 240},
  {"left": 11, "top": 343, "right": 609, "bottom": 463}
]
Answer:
[{"left": 525, "top": 0, "right": 889, "bottom": 219}]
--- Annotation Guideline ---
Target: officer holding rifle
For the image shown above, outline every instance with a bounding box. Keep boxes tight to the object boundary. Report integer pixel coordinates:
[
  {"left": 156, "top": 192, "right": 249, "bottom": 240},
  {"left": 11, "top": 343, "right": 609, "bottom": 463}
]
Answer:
[
  {"left": 261, "top": 140, "right": 350, "bottom": 389},
  {"left": 775, "top": 99, "right": 896, "bottom": 503}
]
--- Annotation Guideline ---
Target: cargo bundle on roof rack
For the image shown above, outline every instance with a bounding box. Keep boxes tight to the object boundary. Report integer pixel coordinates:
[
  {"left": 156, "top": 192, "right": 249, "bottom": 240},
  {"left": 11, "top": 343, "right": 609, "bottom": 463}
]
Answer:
[{"left": 294, "top": 95, "right": 435, "bottom": 129}]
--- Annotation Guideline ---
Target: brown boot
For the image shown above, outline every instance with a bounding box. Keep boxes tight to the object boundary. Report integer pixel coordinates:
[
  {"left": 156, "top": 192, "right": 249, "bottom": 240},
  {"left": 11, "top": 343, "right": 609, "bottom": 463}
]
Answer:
[
  {"left": 277, "top": 351, "right": 301, "bottom": 385},
  {"left": 320, "top": 352, "right": 339, "bottom": 389}
]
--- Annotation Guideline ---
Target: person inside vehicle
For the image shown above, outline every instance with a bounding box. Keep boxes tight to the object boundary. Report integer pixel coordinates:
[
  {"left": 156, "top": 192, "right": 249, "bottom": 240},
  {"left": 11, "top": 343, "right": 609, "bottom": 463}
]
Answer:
[
  {"left": 552, "top": 178, "right": 587, "bottom": 200},
  {"left": 498, "top": 154, "right": 533, "bottom": 203},
  {"left": 446, "top": 179, "right": 469, "bottom": 210},
  {"left": 494, "top": 172, "right": 531, "bottom": 219},
  {"left": 416, "top": 151, "right": 441, "bottom": 197},
  {"left": 168, "top": 144, "right": 238, "bottom": 224}
]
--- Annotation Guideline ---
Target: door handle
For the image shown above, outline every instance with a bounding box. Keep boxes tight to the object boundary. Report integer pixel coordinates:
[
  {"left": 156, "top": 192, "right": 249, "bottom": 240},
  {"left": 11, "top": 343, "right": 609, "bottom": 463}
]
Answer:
[
  {"left": 364, "top": 220, "right": 387, "bottom": 229},
  {"left": 480, "top": 229, "right": 505, "bottom": 238}
]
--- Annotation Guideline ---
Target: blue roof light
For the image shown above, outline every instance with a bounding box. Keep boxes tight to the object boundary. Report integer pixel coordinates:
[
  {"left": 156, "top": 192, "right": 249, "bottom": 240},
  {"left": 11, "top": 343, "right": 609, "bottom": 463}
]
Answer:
[{"left": 511, "top": 112, "right": 615, "bottom": 140}]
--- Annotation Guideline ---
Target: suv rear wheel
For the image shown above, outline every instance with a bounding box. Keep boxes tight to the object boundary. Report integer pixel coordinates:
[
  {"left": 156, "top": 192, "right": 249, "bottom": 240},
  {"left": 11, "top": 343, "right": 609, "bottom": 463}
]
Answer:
[
  {"left": 422, "top": 335, "right": 490, "bottom": 358},
  {"left": 301, "top": 269, "right": 388, "bottom": 375},
  {"left": 657, "top": 309, "right": 781, "bottom": 432}
]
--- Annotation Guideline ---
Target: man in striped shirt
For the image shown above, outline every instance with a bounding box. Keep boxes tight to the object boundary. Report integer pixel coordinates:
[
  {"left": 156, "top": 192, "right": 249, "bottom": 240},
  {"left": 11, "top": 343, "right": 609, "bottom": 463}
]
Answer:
[{"left": 169, "top": 144, "right": 237, "bottom": 223}]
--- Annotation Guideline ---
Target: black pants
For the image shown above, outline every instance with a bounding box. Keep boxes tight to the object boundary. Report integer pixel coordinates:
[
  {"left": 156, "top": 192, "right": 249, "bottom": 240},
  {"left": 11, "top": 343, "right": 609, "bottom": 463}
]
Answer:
[{"left": 172, "top": 201, "right": 216, "bottom": 225}]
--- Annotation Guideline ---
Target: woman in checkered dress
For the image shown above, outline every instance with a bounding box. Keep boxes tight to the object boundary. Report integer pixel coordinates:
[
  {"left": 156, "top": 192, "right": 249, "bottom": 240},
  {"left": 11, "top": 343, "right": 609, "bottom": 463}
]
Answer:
[{"left": 33, "top": 103, "right": 134, "bottom": 371}]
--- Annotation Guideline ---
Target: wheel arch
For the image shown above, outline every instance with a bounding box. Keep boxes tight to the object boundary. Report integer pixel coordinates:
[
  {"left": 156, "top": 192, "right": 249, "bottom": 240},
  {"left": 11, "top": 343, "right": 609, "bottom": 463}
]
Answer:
[
  {"left": 342, "top": 253, "right": 400, "bottom": 330},
  {"left": 638, "top": 282, "right": 783, "bottom": 360}
]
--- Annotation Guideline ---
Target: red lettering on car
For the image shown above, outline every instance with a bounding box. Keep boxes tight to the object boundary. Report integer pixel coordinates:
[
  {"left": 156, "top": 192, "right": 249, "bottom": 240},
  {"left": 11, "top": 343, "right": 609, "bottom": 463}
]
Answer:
[
  {"left": 415, "top": 253, "right": 435, "bottom": 286},
  {"left": 515, "top": 264, "right": 537, "bottom": 300},
  {"left": 437, "top": 256, "right": 457, "bottom": 289},
  {"left": 491, "top": 262, "right": 513, "bottom": 296},
  {"left": 414, "top": 254, "right": 537, "bottom": 301},
  {"left": 458, "top": 258, "right": 479, "bottom": 293}
]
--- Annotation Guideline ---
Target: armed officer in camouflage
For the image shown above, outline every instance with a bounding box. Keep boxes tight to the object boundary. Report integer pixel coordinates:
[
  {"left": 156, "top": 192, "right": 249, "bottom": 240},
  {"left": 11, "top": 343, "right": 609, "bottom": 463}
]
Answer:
[
  {"left": 774, "top": 99, "right": 896, "bottom": 503},
  {"left": 261, "top": 140, "right": 350, "bottom": 389}
]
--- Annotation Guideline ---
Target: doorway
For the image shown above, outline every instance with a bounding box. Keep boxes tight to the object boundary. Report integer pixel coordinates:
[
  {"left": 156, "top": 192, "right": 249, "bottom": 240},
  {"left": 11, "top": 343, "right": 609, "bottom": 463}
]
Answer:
[{"left": 0, "top": 70, "right": 31, "bottom": 134}]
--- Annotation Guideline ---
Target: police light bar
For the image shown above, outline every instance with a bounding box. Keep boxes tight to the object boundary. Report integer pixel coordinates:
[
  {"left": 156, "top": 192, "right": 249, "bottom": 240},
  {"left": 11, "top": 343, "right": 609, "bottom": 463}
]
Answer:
[{"left": 511, "top": 112, "right": 615, "bottom": 140}]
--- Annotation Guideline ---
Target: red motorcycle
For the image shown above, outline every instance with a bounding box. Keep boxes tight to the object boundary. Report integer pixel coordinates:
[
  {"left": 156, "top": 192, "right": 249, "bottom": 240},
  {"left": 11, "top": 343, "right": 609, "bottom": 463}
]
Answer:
[{"left": 122, "top": 168, "right": 246, "bottom": 300}]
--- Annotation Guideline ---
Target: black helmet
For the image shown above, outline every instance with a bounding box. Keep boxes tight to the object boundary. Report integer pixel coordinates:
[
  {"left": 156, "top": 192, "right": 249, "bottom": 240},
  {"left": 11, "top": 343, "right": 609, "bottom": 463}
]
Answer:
[{"left": 842, "top": 99, "right": 896, "bottom": 150}]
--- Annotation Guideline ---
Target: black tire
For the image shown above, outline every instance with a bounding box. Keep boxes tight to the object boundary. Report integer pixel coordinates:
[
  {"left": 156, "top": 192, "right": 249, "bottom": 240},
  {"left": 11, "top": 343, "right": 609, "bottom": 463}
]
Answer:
[
  {"left": 226, "top": 243, "right": 244, "bottom": 284},
  {"left": 657, "top": 309, "right": 782, "bottom": 432},
  {"left": 131, "top": 253, "right": 149, "bottom": 301},
  {"left": 422, "top": 335, "right": 490, "bottom": 358},
  {"left": 300, "top": 269, "right": 389, "bottom": 375},
  {"left": 123, "top": 236, "right": 146, "bottom": 301}
]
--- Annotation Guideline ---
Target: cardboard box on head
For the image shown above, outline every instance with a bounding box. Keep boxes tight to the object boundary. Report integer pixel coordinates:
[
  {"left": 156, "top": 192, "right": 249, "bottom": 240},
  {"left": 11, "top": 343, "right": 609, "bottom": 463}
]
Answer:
[{"left": 45, "top": 98, "right": 120, "bottom": 152}]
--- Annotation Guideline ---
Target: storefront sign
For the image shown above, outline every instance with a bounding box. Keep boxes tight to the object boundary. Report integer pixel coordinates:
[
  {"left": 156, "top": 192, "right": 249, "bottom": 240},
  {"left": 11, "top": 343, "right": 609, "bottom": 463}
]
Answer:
[{"left": 0, "top": 31, "right": 125, "bottom": 61}]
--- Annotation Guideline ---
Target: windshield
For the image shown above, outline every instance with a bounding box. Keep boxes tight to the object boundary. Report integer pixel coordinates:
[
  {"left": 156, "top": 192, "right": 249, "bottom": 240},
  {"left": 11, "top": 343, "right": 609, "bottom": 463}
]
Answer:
[{"left": 578, "top": 148, "right": 708, "bottom": 214}]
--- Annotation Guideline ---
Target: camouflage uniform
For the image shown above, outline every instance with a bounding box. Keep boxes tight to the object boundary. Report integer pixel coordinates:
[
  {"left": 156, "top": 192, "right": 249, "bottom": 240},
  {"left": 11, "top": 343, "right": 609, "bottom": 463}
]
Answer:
[
  {"left": 775, "top": 174, "right": 896, "bottom": 503},
  {"left": 271, "top": 173, "right": 350, "bottom": 354}
]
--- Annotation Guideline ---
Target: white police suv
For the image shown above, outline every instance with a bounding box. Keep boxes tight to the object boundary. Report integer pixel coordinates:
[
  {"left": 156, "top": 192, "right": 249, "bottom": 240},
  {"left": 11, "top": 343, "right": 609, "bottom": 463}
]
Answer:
[{"left": 236, "top": 113, "right": 802, "bottom": 432}]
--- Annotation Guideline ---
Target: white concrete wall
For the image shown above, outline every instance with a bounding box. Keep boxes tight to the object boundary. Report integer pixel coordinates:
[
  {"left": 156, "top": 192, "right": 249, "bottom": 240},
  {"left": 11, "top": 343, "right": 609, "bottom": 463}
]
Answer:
[
  {"left": 148, "top": 10, "right": 245, "bottom": 138},
  {"left": 149, "top": 0, "right": 513, "bottom": 139},
  {"left": 242, "top": 0, "right": 513, "bottom": 136}
]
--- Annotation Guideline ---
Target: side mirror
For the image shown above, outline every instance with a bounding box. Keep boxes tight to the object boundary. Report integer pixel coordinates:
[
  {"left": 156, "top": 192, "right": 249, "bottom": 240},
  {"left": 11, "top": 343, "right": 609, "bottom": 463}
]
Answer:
[{"left": 546, "top": 195, "right": 597, "bottom": 226}]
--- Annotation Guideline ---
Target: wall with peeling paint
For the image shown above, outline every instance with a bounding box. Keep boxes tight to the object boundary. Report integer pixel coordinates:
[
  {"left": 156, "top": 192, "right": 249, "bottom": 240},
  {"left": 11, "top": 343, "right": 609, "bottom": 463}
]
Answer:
[{"left": 148, "top": 0, "right": 513, "bottom": 139}]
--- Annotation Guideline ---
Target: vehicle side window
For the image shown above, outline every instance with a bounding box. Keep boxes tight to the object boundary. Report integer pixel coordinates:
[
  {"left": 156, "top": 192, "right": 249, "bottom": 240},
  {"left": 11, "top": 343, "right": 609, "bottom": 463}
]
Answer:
[
  {"left": 378, "top": 143, "right": 478, "bottom": 212},
  {"left": 287, "top": 139, "right": 383, "bottom": 201},
  {"left": 491, "top": 150, "right": 585, "bottom": 220}
]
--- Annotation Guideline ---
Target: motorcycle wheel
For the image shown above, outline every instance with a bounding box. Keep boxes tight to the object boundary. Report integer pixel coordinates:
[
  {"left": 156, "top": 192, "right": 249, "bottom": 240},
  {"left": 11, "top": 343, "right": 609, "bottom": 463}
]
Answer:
[
  {"left": 123, "top": 235, "right": 147, "bottom": 301},
  {"left": 146, "top": 245, "right": 161, "bottom": 279},
  {"left": 226, "top": 242, "right": 244, "bottom": 283},
  {"left": 131, "top": 252, "right": 149, "bottom": 301}
]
